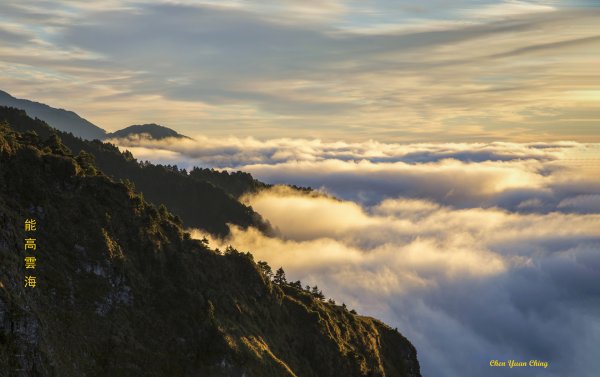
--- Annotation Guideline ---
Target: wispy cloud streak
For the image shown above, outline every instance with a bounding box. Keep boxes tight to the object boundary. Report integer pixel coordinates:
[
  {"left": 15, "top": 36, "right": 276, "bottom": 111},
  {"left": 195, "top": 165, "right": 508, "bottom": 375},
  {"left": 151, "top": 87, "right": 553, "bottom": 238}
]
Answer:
[{"left": 1, "top": 1, "right": 599, "bottom": 140}]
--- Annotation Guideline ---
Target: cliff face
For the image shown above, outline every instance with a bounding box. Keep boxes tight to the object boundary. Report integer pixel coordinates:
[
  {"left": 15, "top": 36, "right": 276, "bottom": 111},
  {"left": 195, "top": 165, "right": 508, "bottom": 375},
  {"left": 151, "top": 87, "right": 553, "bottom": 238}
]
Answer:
[{"left": 0, "top": 119, "right": 421, "bottom": 377}]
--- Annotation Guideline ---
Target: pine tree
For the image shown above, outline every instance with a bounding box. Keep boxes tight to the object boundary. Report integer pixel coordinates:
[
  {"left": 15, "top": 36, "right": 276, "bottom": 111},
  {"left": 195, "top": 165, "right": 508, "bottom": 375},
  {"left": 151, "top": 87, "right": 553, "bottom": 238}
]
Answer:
[
  {"left": 257, "top": 261, "right": 273, "bottom": 279},
  {"left": 310, "top": 285, "right": 325, "bottom": 300},
  {"left": 273, "top": 267, "right": 287, "bottom": 285}
]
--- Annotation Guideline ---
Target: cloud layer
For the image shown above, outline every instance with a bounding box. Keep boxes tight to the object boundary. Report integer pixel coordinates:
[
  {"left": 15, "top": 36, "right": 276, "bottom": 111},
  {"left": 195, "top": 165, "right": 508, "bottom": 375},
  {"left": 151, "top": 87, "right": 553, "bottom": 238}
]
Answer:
[
  {"left": 146, "top": 138, "right": 600, "bottom": 377},
  {"left": 114, "top": 136, "right": 600, "bottom": 211},
  {"left": 198, "top": 186, "right": 600, "bottom": 377}
]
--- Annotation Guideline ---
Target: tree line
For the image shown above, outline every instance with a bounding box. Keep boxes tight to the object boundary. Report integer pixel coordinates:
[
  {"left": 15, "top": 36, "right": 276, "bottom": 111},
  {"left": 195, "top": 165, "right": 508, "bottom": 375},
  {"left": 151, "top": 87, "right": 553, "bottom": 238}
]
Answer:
[{"left": 257, "top": 260, "right": 357, "bottom": 314}]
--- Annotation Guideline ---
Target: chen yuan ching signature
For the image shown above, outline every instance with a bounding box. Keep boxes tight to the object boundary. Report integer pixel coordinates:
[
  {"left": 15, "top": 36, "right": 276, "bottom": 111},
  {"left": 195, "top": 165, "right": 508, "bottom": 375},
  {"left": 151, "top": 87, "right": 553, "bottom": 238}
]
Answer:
[{"left": 490, "top": 360, "right": 549, "bottom": 369}]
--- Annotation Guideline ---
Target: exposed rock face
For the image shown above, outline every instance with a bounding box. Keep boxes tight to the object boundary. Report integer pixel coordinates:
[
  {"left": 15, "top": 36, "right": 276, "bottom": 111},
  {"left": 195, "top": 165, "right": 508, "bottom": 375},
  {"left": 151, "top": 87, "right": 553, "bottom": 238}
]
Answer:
[{"left": 0, "top": 114, "right": 421, "bottom": 376}]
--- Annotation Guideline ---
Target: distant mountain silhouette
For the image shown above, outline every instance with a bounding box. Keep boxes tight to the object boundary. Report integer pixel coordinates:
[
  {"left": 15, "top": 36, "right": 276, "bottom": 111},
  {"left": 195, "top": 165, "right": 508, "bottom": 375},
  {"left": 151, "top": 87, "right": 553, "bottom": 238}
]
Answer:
[
  {"left": 0, "top": 89, "right": 106, "bottom": 140},
  {"left": 0, "top": 90, "right": 191, "bottom": 142},
  {"left": 107, "top": 123, "right": 191, "bottom": 140}
]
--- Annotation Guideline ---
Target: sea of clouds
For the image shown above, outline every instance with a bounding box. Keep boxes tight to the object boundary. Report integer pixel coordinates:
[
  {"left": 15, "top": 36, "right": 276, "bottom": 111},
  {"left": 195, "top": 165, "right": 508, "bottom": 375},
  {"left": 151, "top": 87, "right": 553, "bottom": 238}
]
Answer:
[{"left": 114, "top": 135, "right": 600, "bottom": 377}]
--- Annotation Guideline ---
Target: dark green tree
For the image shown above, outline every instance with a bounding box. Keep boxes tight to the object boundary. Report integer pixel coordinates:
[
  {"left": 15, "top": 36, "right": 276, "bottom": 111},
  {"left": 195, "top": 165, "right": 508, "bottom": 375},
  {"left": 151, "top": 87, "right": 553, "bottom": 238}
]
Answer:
[
  {"left": 311, "top": 285, "right": 325, "bottom": 300},
  {"left": 224, "top": 245, "right": 238, "bottom": 255},
  {"left": 273, "top": 267, "right": 287, "bottom": 285},
  {"left": 44, "top": 134, "right": 71, "bottom": 155},
  {"left": 289, "top": 280, "right": 303, "bottom": 290},
  {"left": 76, "top": 150, "right": 97, "bottom": 175},
  {"left": 158, "top": 204, "right": 169, "bottom": 218},
  {"left": 257, "top": 261, "right": 273, "bottom": 279},
  {"left": 21, "top": 130, "right": 39, "bottom": 145}
]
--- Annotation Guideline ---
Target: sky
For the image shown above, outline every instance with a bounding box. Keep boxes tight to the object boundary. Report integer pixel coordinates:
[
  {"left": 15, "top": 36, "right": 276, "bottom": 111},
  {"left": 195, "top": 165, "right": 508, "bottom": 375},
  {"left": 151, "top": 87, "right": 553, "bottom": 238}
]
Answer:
[
  {"left": 1, "top": 0, "right": 599, "bottom": 141},
  {"left": 2, "top": 1, "right": 600, "bottom": 377}
]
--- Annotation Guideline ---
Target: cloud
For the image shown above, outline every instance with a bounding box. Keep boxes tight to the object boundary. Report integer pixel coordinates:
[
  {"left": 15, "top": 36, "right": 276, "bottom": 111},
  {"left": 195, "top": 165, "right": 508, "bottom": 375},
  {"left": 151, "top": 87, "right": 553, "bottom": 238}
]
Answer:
[
  {"left": 113, "top": 135, "right": 574, "bottom": 166},
  {"left": 557, "top": 194, "right": 600, "bottom": 212},
  {"left": 113, "top": 136, "right": 600, "bottom": 211},
  {"left": 488, "top": 35, "right": 600, "bottom": 59},
  {"left": 1, "top": 1, "right": 600, "bottom": 140},
  {"left": 138, "top": 138, "right": 600, "bottom": 377},
  {"left": 193, "top": 184, "right": 600, "bottom": 377}
]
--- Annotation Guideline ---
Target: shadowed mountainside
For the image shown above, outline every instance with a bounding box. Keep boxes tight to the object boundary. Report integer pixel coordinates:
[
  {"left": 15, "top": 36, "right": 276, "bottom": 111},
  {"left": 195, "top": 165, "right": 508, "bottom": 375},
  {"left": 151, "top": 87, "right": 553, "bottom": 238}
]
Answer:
[
  {"left": 0, "top": 90, "right": 106, "bottom": 140},
  {"left": 0, "top": 117, "right": 421, "bottom": 377},
  {"left": 0, "top": 107, "right": 269, "bottom": 237}
]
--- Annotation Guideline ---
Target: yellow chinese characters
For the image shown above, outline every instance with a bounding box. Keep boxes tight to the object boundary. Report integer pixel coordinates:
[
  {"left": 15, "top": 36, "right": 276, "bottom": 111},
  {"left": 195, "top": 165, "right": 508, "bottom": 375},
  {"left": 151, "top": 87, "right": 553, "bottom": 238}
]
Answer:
[
  {"left": 24, "top": 237, "right": 36, "bottom": 250},
  {"left": 24, "top": 256, "right": 36, "bottom": 269},
  {"left": 25, "top": 219, "right": 37, "bottom": 231},
  {"left": 24, "top": 218, "right": 38, "bottom": 288},
  {"left": 24, "top": 276, "right": 36, "bottom": 288}
]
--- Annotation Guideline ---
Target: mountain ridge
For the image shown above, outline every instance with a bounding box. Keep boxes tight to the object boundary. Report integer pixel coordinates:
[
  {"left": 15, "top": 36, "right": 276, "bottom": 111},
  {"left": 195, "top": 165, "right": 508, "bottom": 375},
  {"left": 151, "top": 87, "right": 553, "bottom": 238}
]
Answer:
[
  {"left": 0, "top": 89, "right": 107, "bottom": 140},
  {"left": 106, "top": 123, "right": 191, "bottom": 140},
  {"left": 0, "top": 114, "right": 421, "bottom": 377},
  {"left": 0, "top": 90, "right": 192, "bottom": 143},
  {"left": 0, "top": 106, "right": 268, "bottom": 237}
]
